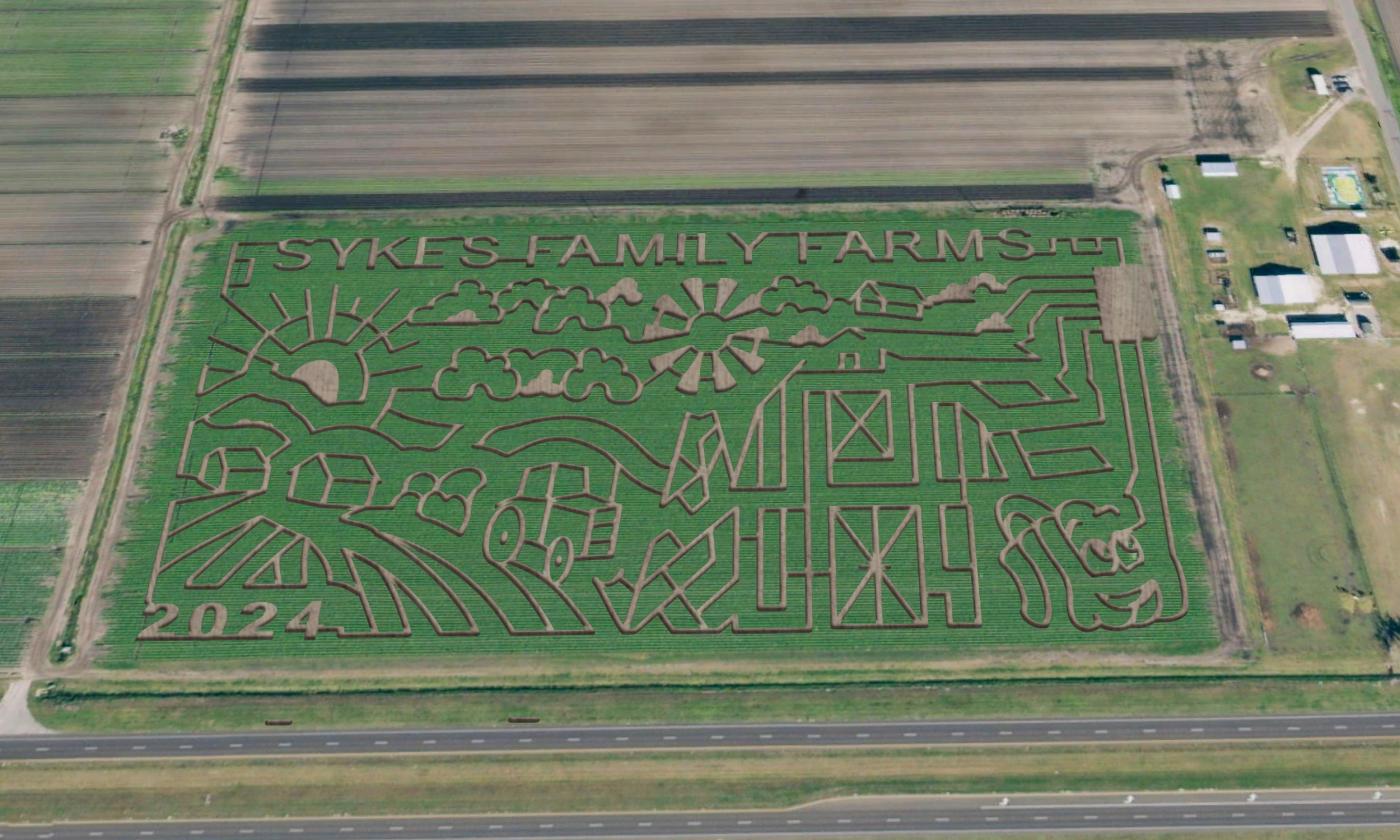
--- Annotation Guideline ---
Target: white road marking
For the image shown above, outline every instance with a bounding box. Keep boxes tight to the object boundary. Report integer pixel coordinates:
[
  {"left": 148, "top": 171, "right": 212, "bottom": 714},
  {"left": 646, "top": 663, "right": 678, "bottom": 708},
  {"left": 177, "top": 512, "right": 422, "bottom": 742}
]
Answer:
[
  {"left": 84, "top": 746, "right": 98, "bottom": 751},
  {"left": 856, "top": 733, "right": 870, "bottom": 738},
  {"left": 663, "top": 735, "right": 677, "bottom": 741},
  {"left": 422, "top": 739, "right": 437, "bottom": 745},
  {"left": 229, "top": 744, "right": 242, "bottom": 748},
  {"left": 325, "top": 742, "right": 339, "bottom": 746},
  {"left": 179, "top": 745, "right": 193, "bottom": 750}
]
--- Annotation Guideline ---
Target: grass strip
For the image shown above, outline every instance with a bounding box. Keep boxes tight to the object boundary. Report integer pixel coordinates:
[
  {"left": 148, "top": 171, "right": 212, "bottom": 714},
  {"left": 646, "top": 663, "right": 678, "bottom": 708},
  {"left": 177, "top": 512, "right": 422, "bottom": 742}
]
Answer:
[
  {"left": 1359, "top": 0, "right": 1400, "bottom": 118},
  {"left": 4, "top": 742, "right": 1400, "bottom": 822},
  {"left": 51, "top": 222, "right": 195, "bottom": 663},
  {"left": 32, "top": 675, "right": 1400, "bottom": 733},
  {"left": 180, "top": 0, "right": 248, "bottom": 207}
]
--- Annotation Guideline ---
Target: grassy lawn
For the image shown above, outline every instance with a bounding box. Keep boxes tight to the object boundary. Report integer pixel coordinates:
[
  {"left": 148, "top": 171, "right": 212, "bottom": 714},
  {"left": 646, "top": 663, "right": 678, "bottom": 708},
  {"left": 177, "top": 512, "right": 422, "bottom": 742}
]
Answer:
[
  {"left": 1301, "top": 342, "right": 1400, "bottom": 614},
  {"left": 32, "top": 676, "right": 1400, "bottom": 733},
  {"left": 1266, "top": 38, "right": 1358, "bottom": 133},
  {"left": 5, "top": 742, "right": 1400, "bottom": 822}
]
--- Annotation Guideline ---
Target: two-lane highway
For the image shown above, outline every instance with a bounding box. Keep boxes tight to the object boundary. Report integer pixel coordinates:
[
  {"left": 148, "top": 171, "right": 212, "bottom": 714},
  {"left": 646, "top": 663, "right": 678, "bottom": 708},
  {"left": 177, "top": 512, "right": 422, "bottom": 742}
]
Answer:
[
  {"left": 5, "top": 712, "right": 1400, "bottom": 761},
  {"left": 2, "top": 790, "right": 1399, "bottom": 838}
]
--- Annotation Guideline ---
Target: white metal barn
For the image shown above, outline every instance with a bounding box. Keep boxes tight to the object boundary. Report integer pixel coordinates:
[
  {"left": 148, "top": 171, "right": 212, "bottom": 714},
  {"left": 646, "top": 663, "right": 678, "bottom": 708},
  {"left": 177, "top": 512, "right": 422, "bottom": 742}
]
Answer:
[
  {"left": 1200, "top": 160, "right": 1239, "bottom": 177},
  {"left": 1250, "top": 265, "right": 1320, "bottom": 305},
  {"left": 1310, "top": 223, "right": 1380, "bottom": 275},
  {"left": 1287, "top": 314, "right": 1356, "bottom": 340}
]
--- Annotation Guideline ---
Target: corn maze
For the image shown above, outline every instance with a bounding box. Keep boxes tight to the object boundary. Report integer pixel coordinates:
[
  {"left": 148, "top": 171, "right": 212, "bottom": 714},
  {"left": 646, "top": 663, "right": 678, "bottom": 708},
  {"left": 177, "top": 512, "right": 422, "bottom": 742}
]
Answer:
[{"left": 106, "top": 212, "right": 1216, "bottom": 664}]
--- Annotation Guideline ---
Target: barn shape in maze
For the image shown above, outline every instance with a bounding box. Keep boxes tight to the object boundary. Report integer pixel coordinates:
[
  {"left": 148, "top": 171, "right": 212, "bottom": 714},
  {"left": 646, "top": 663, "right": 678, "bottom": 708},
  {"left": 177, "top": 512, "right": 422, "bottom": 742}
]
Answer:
[{"left": 112, "top": 214, "right": 1216, "bottom": 662}]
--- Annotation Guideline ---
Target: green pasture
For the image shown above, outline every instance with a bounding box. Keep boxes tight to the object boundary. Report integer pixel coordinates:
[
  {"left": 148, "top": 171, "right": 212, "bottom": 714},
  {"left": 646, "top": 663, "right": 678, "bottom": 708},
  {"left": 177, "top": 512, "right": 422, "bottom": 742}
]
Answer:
[
  {"left": 0, "top": 2, "right": 214, "bottom": 96},
  {"left": 0, "top": 482, "right": 79, "bottom": 668},
  {"left": 102, "top": 210, "right": 1216, "bottom": 669}
]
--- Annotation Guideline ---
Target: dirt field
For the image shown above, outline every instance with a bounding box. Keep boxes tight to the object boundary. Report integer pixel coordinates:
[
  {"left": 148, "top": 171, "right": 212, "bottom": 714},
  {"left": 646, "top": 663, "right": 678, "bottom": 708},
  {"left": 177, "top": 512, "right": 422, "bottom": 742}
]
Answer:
[
  {"left": 252, "top": 0, "right": 1333, "bottom": 25},
  {"left": 224, "top": 81, "right": 1182, "bottom": 184},
  {"left": 216, "top": 0, "right": 1326, "bottom": 201}
]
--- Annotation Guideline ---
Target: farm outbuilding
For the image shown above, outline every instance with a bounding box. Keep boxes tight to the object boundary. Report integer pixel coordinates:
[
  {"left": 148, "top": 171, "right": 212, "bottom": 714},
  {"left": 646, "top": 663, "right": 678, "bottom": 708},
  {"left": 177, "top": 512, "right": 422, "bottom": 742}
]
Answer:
[
  {"left": 1197, "top": 154, "right": 1239, "bottom": 177},
  {"left": 1250, "top": 264, "right": 1319, "bottom": 305},
  {"left": 1203, "top": 226, "right": 1224, "bottom": 243},
  {"left": 1163, "top": 179, "right": 1182, "bottom": 200},
  {"left": 1309, "top": 222, "right": 1380, "bottom": 275},
  {"left": 1287, "top": 313, "right": 1356, "bottom": 340}
]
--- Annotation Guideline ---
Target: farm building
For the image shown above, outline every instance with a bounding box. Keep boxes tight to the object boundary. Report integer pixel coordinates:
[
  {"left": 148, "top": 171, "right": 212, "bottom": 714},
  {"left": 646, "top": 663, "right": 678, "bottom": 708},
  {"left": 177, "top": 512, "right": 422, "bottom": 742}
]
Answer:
[
  {"left": 1197, "top": 154, "right": 1239, "bottom": 177},
  {"left": 1163, "top": 179, "right": 1182, "bottom": 200},
  {"left": 1250, "top": 264, "right": 1320, "bottom": 305},
  {"left": 1309, "top": 68, "right": 1329, "bottom": 96},
  {"left": 1203, "top": 226, "right": 1224, "bottom": 243},
  {"left": 1287, "top": 313, "right": 1356, "bottom": 340},
  {"left": 1309, "top": 222, "right": 1380, "bottom": 275}
]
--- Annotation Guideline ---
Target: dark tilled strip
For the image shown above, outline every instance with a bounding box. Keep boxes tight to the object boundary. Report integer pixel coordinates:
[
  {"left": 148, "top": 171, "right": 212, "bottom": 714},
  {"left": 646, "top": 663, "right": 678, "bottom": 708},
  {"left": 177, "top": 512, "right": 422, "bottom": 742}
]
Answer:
[
  {"left": 247, "top": 12, "right": 1333, "bottom": 51},
  {"left": 239, "top": 65, "right": 1178, "bottom": 93},
  {"left": 0, "top": 415, "right": 105, "bottom": 479},
  {"left": 215, "top": 183, "right": 1095, "bottom": 212},
  {"left": 0, "top": 297, "right": 137, "bottom": 355}
]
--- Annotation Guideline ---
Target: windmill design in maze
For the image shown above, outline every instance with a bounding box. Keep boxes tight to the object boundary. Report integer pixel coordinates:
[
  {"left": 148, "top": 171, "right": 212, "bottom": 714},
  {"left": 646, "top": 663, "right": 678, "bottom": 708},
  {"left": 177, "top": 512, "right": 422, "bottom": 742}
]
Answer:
[{"left": 137, "top": 230, "right": 1197, "bottom": 646}]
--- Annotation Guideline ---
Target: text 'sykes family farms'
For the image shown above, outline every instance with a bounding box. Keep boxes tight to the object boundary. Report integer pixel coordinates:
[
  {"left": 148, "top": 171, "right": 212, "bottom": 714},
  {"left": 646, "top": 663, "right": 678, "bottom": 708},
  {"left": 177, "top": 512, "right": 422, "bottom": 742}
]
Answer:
[{"left": 107, "top": 213, "right": 1217, "bottom": 665}]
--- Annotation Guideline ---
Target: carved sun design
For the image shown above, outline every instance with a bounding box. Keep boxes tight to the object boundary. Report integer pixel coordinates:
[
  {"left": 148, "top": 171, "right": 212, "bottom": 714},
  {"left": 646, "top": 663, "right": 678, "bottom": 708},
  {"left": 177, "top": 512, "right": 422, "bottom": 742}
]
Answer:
[{"left": 645, "top": 277, "right": 768, "bottom": 394}]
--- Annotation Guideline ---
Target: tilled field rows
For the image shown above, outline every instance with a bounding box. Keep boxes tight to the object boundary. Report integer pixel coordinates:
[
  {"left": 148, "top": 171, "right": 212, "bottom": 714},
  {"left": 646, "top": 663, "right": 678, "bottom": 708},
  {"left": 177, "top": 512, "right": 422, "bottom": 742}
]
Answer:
[
  {"left": 252, "top": 0, "right": 1330, "bottom": 24},
  {"left": 227, "top": 81, "right": 1183, "bottom": 183},
  {"left": 222, "top": 2, "right": 1330, "bottom": 203},
  {"left": 0, "top": 1, "right": 221, "bottom": 666}
]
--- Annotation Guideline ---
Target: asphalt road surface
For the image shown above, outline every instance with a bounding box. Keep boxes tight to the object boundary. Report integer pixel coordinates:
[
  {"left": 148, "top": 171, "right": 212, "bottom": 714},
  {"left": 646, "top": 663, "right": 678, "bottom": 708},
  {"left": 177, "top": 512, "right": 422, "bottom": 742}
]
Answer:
[
  {"left": 5, "top": 712, "right": 1400, "bottom": 761},
  {"left": 1, "top": 790, "right": 1397, "bottom": 838}
]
